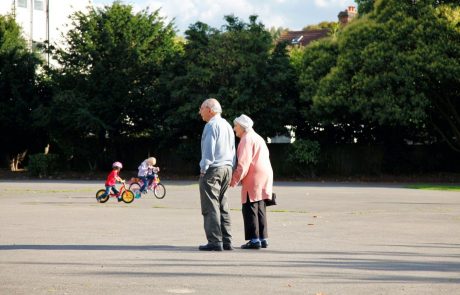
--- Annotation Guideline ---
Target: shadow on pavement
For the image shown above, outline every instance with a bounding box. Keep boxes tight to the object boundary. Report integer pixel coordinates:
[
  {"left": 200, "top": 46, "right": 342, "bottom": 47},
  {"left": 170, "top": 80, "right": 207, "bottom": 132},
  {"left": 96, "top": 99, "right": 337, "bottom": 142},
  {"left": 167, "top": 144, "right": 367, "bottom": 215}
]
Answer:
[{"left": 0, "top": 244, "right": 196, "bottom": 251}]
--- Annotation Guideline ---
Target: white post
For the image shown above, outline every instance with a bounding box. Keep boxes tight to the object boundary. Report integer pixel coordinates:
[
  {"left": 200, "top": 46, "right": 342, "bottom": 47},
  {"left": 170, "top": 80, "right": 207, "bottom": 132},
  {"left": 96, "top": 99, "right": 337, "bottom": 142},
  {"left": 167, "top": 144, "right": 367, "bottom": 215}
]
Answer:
[
  {"left": 29, "top": 0, "right": 33, "bottom": 49},
  {"left": 12, "top": 0, "right": 16, "bottom": 18}
]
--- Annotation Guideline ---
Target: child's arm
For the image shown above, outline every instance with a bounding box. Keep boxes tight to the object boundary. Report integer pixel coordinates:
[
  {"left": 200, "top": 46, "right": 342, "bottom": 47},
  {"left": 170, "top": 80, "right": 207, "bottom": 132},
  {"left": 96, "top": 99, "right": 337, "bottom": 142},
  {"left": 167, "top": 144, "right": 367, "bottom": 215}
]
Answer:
[{"left": 116, "top": 175, "right": 124, "bottom": 182}]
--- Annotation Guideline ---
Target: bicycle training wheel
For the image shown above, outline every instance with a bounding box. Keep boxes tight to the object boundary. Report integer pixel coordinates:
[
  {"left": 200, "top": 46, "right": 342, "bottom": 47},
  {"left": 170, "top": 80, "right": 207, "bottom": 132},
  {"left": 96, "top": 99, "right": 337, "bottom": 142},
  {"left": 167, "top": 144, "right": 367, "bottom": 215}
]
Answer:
[
  {"left": 122, "top": 190, "right": 135, "bottom": 203},
  {"left": 96, "top": 189, "right": 109, "bottom": 203},
  {"left": 154, "top": 183, "right": 166, "bottom": 199},
  {"left": 129, "top": 182, "right": 142, "bottom": 198}
]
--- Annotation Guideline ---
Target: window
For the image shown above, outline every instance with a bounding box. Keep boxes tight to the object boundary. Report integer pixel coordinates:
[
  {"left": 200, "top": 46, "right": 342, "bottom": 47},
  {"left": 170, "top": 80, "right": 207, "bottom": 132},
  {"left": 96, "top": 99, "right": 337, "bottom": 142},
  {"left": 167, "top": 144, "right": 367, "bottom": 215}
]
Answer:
[
  {"left": 291, "top": 35, "right": 303, "bottom": 45},
  {"left": 18, "top": 0, "right": 27, "bottom": 8},
  {"left": 34, "top": 0, "right": 44, "bottom": 11}
]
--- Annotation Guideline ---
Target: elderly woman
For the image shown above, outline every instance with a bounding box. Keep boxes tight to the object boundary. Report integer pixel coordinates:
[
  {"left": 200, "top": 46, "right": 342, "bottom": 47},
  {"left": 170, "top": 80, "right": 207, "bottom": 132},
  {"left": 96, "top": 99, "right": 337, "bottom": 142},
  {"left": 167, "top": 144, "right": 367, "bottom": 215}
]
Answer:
[{"left": 230, "top": 114, "right": 274, "bottom": 249}]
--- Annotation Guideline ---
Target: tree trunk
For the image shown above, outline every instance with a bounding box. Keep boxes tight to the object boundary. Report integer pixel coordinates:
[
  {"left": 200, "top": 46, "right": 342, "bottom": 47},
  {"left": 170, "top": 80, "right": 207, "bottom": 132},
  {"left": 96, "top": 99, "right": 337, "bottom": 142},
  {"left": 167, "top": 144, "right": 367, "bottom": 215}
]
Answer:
[{"left": 9, "top": 150, "right": 28, "bottom": 171}]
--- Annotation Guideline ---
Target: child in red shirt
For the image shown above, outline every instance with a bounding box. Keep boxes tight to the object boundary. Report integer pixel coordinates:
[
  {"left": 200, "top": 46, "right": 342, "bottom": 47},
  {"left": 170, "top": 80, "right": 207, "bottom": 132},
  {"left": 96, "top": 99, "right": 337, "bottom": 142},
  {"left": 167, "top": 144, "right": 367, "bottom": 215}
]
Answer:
[{"left": 97, "top": 161, "right": 124, "bottom": 202}]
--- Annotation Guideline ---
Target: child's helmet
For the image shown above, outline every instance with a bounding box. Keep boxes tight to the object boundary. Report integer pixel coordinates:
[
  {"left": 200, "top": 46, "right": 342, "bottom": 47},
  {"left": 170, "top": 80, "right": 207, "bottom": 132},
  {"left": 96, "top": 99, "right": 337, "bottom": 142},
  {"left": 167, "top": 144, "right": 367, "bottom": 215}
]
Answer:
[{"left": 112, "top": 161, "right": 123, "bottom": 169}]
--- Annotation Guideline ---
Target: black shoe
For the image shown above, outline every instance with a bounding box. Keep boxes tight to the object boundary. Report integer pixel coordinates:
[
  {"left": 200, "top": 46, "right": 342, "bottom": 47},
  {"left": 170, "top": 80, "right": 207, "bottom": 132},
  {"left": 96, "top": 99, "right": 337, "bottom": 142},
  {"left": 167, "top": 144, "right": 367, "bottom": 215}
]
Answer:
[
  {"left": 261, "top": 240, "right": 268, "bottom": 248},
  {"left": 241, "top": 241, "right": 261, "bottom": 249},
  {"left": 117, "top": 198, "right": 122, "bottom": 202},
  {"left": 223, "top": 244, "right": 234, "bottom": 251},
  {"left": 198, "top": 243, "right": 223, "bottom": 251}
]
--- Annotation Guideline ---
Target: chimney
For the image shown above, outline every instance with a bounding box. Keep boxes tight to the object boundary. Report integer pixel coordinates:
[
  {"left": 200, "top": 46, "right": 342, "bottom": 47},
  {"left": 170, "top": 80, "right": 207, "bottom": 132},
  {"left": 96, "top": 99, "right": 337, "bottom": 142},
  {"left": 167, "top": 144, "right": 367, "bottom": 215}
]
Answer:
[
  {"left": 347, "top": 6, "right": 357, "bottom": 18},
  {"left": 338, "top": 5, "right": 357, "bottom": 26}
]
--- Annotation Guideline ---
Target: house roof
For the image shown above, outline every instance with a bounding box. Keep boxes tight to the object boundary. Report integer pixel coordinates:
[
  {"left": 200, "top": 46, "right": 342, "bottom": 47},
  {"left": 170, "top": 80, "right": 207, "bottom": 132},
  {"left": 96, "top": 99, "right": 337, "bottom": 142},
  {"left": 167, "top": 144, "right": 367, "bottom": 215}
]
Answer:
[{"left": 277, "top": 28, "right": 329, "bottom": 46}]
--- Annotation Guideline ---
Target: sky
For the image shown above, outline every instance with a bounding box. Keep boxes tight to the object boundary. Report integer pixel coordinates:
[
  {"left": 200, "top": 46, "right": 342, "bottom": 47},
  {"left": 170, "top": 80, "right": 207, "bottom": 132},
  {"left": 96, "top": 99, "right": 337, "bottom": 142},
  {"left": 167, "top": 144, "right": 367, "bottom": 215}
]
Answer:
[{"left": 92, "top": 0, "right": 358, "bottom": 34}]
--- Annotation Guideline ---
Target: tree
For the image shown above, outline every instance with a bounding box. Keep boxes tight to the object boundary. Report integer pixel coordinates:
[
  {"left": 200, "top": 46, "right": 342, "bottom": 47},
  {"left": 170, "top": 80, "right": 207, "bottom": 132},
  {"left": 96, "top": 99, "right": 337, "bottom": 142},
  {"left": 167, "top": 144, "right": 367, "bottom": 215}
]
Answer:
[
  {"left": 294, "top": 38, "right": 339, "bottom": 140},
  {"left": 41, "top": 2, "right": 179, "bottom": 168},
  {"left": 0, "top": 15, "right": 45, "bottom": 170},
  {"left": 355, "top": 0, "right": 375, "bottom": 15},
  {"left": 414, "top": 3, "right": 460, "bottom": 151},
  {"left": 163, "top": 21, "right": 219, "bottom": 143},
  {"left": 308, "top": 0, "right": 460, "bottom": 148},
  {"left": 166, "top": 15, "right": 297, "bottom": 147},
  {"left": 268, "top": 26, "right": 288, "bottom": 41},
  {"left": 358, "top": 0, "right": 460, "bottom": 17}
]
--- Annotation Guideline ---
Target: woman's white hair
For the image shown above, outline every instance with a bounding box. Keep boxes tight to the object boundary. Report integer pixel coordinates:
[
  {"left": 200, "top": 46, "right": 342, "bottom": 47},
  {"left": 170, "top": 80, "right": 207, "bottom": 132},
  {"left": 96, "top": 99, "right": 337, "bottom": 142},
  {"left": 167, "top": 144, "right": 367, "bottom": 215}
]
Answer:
[{"left": 234, "top": 114, "right": 254, "bottom": 131}]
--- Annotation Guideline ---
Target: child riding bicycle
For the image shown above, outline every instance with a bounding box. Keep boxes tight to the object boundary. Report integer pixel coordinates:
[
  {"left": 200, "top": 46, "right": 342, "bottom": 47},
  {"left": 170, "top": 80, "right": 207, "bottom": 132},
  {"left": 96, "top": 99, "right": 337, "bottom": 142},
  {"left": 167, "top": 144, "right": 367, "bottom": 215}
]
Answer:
[
  {"left": 97, "top": 161, "right": 125, "bottom": 202},
  {"left": 137, "top": 157, "right": 160, "bottom": 194}
]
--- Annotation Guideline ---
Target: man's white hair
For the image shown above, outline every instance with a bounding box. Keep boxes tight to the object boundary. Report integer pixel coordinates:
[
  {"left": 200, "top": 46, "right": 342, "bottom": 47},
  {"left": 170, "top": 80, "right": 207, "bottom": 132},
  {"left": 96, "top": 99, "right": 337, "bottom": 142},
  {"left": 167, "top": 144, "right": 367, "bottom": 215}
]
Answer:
[{"left": 203, "top": 98, "right": 222, "bottom": 113}]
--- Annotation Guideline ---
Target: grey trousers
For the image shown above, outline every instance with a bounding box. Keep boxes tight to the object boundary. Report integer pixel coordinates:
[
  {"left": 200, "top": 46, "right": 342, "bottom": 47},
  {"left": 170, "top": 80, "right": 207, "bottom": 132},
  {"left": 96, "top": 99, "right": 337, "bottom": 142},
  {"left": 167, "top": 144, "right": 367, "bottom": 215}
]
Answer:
[{"left": 199, "top": 165, "right": 232, "bottom": 245}]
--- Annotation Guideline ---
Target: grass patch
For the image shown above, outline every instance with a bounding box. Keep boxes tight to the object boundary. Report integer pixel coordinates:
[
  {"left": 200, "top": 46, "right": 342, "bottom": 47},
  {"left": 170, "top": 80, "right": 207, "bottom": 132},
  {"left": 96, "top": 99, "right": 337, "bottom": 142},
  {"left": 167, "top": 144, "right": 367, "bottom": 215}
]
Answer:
[
  {"left": 270, "top": 209, "right": 309, "bottom": 214},
  {"left": 4, "top": 188, "right": 94, "bottom": 193},
  {"left": 231, "top": 208, "right": 308, "bottom": 214},
  {"left": 406, "top": 184, "right": 460, "bottom": 191}
]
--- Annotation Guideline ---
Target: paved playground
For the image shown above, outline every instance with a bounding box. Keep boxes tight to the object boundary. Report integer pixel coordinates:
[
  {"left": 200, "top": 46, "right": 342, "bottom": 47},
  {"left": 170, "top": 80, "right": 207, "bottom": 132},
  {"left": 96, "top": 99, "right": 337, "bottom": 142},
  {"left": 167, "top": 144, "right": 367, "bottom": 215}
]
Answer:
[{"left": 0, "top": 180, "right": 459, "bottom": 295}]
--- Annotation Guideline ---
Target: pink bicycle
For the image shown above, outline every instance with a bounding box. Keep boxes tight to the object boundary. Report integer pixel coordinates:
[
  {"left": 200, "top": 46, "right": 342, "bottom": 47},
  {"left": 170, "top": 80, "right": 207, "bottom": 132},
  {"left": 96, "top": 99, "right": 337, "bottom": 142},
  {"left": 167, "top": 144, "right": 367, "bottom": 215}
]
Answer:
[{"left": 128, "top": 173, "right": 166, "bottom": 199}]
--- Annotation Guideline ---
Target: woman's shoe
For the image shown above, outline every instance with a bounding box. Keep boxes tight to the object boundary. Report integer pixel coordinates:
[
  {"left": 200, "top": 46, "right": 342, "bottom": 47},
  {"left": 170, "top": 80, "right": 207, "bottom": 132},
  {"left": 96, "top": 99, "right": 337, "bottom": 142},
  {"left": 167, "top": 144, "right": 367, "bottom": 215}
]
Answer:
[{"left": 241, "top": 241, "right": 261, "bottom": 249}]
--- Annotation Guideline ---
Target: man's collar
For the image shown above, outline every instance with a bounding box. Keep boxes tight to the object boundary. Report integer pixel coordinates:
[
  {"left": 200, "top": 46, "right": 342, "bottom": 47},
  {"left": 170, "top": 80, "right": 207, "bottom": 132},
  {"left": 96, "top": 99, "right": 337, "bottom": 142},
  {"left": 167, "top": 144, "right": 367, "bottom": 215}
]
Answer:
[{"left": 209, "top": 114, "right": 221, "bottom": 122}]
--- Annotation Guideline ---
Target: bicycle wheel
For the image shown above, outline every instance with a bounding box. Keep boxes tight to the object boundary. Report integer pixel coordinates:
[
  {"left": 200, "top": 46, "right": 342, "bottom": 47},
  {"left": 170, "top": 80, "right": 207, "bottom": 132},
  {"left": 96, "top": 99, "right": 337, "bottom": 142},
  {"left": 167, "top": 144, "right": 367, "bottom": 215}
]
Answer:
[
  {"left": 154, "top": 183, "right": 166, "bottom": 199},
  {"left": 122, "top": 190, "right": 135, "bottom": 203},
  {"left": 96, "top": 189, "right": 109, "bottom": 203},
  {"left": 129, "top": 182, "right": 142, "bottom": 199}
]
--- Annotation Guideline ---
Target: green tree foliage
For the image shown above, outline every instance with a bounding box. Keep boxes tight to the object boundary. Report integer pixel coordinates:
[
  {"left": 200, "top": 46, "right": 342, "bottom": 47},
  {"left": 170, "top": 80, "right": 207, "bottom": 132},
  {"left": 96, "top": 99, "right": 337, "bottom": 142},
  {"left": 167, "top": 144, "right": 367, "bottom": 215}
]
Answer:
[
  {"left": 302, "top": 21, "right": 337, "bottom": 31},
  {"left": 0, "top": 15, "right": 45, "bottom": 170},
  {"left": 166, "top": 15, "right": 297, "bottom": 145},
  {"left": 287, "top": 139, "right": 320, "bottom": 177},
  {"left": 27, "top": 153, "right": 60, "bottom": 177},
  {"left": 41, "top": 2, "right": 179, "bottom": 167},
  {"left": 415, "top": 3, "right": 460, "bottom": 151},
  {"left": 268, "top": 26, "right": 288, "bottom": 41},
  {"left": 355, "top": 0, "right": 375, "bottom": 15},
  {"left": 357, "top": 0, "right": 459, "bottom": 16},
  {"left": 297, "top": 0, "right": 460, "bottom": 148},
  {"left": 295, "top": 38, "right": 338, "bottom": 139},
  {"left": 164, "top": 21, "right": 218, "bottom": 143}
]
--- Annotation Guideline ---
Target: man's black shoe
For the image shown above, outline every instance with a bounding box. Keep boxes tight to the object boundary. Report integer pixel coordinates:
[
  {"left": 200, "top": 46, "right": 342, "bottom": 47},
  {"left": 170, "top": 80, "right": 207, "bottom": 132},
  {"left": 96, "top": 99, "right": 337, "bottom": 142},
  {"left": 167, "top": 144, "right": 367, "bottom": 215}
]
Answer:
[
  {"left": 241, "top": 241, "right": 261, "bottom": 249},
  {"left": 261, "top": 240, "right": 268, "bottom": 248},
  {"left": 223, "top": 244, "right": 234, "bottom": 250},
  {"left": 198, "top": 243, "right": 223, "bottom": 251}
]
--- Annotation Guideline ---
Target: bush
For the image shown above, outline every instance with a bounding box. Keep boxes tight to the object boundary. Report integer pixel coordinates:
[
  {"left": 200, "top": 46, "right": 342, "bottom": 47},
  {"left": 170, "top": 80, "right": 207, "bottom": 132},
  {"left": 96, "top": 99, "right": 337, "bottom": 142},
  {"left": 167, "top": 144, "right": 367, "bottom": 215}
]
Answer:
[
  {"left": 287, "top": 139, "right": 321, "bottom": 177},
  {"left": 27, "top": 154, "right": 60, "bottom": 177}
]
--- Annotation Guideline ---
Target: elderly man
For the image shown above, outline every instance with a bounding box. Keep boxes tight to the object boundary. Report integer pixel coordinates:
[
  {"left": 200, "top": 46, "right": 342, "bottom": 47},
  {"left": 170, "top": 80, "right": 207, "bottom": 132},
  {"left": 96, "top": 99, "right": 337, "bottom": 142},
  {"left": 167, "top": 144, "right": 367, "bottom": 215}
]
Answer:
[{"left": 198, "top": 98, "right": 236, "bottom": 251}]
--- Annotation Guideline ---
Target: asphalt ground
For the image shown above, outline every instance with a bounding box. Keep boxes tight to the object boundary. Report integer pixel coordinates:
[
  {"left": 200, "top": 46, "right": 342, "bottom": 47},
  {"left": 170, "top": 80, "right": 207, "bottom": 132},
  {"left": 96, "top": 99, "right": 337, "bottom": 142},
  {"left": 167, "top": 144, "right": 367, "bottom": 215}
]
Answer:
[{"left": 0, "top": 180, "right": 459, "bottom": 295}]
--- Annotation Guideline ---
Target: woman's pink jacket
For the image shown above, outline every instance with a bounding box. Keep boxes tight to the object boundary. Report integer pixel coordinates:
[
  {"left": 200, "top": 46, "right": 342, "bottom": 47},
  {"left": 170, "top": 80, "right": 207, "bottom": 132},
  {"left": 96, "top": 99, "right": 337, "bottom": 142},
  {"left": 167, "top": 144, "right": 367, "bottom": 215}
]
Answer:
[{"left": 230, "top": 129, "right": 273, "bottom": 204}]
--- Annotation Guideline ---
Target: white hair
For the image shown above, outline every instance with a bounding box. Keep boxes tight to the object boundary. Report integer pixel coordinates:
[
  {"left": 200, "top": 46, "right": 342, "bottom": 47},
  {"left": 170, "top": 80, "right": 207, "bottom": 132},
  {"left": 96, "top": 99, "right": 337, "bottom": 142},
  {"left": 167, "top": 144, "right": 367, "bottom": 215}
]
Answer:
[
  {"left": 234, "top": 114, "right": 254, "bottom": 131},
  {"left": 203, "top": 98, "right": 222, "bottom": 113}
]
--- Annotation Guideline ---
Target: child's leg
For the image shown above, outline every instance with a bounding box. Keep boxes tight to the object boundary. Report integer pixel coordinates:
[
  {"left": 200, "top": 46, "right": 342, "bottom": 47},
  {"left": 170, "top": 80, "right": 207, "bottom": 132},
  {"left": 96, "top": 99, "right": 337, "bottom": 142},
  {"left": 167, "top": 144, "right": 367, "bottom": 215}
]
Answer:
[
  {"left": 98, "top": 186, "right": 112, "bottom": 200},
  {"left": 140, "top": 176, "right": 148, "bottom": 192},
  {"left": 147, "top": 174, "right": 155, "bottom": 186},
  {"left": 111, "top": 186, "right": 119, "bottom": 195}
]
